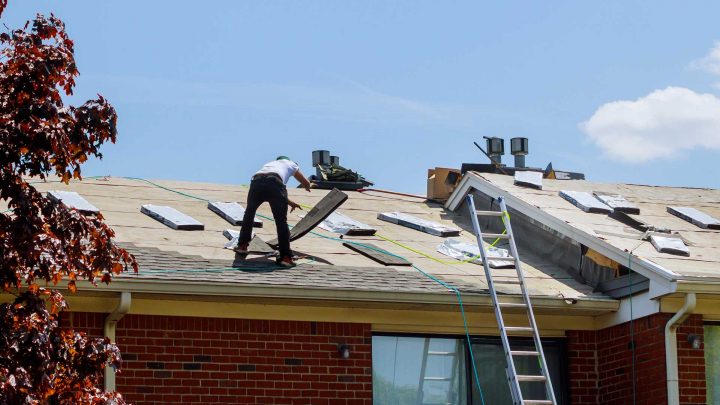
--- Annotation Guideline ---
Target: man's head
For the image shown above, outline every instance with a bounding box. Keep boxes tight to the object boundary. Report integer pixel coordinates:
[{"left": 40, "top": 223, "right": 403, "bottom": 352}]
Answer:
[{"left": 276, "top": 155, "right": 290, "bottom": 161}]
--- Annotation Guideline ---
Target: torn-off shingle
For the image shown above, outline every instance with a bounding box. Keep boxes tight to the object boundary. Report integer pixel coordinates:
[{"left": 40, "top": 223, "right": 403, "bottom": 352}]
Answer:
[
  {"left": 514, "top": 171, "right": 543, "bottom": 190},
  {"left": 378, "top": 212, "right": 460, "bottom": 237},
  {"left": 141, "top": 205, "right": 204, "bottom": 230},
  {"left": 207, "top": 201, "right": 262, "bottom": 227},
  {"left": 223, "top": 229, "right": 239, "bottom": 240},
  {"left": 667, "top": 207, "right": 720, "bottom": 230},
  {"left": 559, "top": 190, "right": 612, "bottom": 214},
  {"left": 649, "top": 234, "right": 690, "bottom": 256},
  {"left": 593, "top": 192, "right": 640, "bottom": 215},
  {"left": 47, "top": 190, "right": 99, "bottom": 213}
]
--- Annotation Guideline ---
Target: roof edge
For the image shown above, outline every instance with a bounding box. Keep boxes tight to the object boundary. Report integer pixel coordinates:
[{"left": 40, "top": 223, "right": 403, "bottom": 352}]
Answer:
[
  {"left": 445, "top": 172, "right": 679, "bottom": 294},
  {"left": 67, "top": 278, "right": 618, "bottom": 314}
]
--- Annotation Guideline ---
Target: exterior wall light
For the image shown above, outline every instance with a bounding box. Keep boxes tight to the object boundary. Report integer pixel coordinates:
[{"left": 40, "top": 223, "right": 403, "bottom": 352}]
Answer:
[
  {"left": 687, "top": 334, "right": 702, "bottom": 349},
  {"left": 337, "top": 344, "right": 351, "bottom": 359}
]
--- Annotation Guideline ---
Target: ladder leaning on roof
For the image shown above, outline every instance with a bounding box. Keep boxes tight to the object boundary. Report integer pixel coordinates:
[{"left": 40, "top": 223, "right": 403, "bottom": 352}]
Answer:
[{"left": 466, "top": 194, "right": 557, "bottom": 405}]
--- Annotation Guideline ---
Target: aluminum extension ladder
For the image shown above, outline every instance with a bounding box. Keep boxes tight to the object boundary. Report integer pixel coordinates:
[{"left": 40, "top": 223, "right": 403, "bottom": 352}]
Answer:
[{"left": 466, "top": 194, "right": 557, "bottom": 405}]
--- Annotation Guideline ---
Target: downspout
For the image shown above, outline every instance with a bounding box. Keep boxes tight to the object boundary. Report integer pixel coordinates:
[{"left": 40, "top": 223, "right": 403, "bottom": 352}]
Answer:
[
  {"left": 104, "top": 292, "right": 131, "bottom": 392},
  {"left": 665, "top": 292, "right": 696, "bottom": 405}
]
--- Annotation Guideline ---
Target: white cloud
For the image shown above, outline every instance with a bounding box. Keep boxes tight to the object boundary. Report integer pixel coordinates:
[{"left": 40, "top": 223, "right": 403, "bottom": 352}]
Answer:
[
  {"left": 580, "top": 87, "right": 720, "bottom": 163},
  {"left": 690, "top": 42, "right": 720, "bottom": 75}
]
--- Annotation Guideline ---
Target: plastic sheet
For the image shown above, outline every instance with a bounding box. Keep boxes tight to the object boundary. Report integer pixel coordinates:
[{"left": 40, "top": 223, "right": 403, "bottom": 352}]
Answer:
[
  {"left": 436, "top": 238, "right": 514, "bottom": 268},
  {"left": 301, "top": 211, "right": 376, "bottom": 235}
]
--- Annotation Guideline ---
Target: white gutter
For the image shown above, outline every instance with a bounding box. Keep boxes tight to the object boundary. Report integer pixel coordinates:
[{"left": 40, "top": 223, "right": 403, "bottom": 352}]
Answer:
[
  {"left": 104, "top": 292, "right": 131, "bottom": 392},
  {"left": 665, "top": 292, "right": 696, "bottom": 405}
]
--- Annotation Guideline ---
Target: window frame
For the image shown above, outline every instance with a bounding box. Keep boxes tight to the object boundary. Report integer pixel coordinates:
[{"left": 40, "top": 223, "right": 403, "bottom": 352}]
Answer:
[{"left": 371, "top": 332, "right": 569, "bottom": 405}]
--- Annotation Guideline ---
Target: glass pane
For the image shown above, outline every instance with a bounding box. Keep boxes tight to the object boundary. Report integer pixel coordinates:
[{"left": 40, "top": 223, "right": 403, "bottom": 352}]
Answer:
[
  {"left": 372, "top": 336, "right": 467, "bottom": 405},
  {"left": 706, "top": 325, "right": 720, "bottom": 405},
  {"left": 471, "top": 340, "right": 565, "bottom": 405}
]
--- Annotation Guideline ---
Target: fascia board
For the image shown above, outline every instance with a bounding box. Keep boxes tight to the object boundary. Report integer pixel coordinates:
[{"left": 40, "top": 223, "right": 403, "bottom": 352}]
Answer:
[
  {"left": 674, "top": 280, "right": 720, "bottom": 294},
  {"left": 68, "top": 278, "right": 618, "bottom": 314},
  {"left": 447, "top": 173, "right": 678, "bottom": 295}
]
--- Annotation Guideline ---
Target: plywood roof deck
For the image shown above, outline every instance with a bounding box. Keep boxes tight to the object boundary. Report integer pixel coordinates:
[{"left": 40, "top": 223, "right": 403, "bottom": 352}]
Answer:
[
  {"left": 469, "top": 172, "right": 720, "bottom": 279},
  {"left": 26, "top": 176, "right": 601, "bottom": 300}
]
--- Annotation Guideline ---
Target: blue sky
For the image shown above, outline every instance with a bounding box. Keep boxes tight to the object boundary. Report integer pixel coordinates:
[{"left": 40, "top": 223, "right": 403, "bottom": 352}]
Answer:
[{"left": 4, "top": 1, "right": 720, "bottom": 193}]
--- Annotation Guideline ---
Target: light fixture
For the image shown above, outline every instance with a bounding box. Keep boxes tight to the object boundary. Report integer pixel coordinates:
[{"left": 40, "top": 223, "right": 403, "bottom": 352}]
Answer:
[
  {"left": 337, "top": 344, "right": 351, "bottom": 359},
  {"left": 687, "top": 334, "right": 702, "bottom": 349}
]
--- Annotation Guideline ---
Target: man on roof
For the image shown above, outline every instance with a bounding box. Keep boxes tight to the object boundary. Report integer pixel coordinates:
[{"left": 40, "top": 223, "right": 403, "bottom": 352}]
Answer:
[{"left": 235, "top": 156, "right": 312, "bottom": 267}]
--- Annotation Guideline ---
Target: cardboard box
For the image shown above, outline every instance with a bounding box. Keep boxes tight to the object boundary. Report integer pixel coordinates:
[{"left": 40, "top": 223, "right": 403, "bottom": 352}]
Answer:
[{"left": 427, "top": 167, "right": 461, "bottom": 202}]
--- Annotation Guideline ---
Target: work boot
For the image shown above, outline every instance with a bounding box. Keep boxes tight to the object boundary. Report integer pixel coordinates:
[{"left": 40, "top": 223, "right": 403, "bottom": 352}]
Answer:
[
  {"left": 276, "top": 255, "right": 296, "bottom": 268},
  {"left": 233, "top": 242, "right": 249, "bottom": 255}
]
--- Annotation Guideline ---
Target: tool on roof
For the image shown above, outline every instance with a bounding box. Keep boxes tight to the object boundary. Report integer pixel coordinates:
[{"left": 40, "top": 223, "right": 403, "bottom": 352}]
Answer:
[{"left": 466, "top": 194, "right": 557, "bottom": 405}]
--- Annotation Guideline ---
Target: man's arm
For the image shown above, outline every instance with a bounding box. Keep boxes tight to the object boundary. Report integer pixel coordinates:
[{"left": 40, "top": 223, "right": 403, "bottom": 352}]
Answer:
[{"left": 293, "top": 170, "right": 312, "bottom": 192}]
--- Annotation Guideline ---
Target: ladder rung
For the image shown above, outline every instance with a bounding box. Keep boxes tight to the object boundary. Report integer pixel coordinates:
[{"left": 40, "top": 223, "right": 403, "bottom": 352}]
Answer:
[
  {"left": 523, "top": 401, "right": 553, "bottom": 405},
  {"left": 498, "top": 302, "right": 527, "bottom": 308},
  {"left": 492, "top": 279, "right": 522, "bottom": 285},
  {"left": 476, "top": 210, "right": 504, "bottom": 217},
  {"left": 481, "top": 233, "right": 510, "bottom": 239},
  {"left": 423, "top": 377, "right": 451, "bottom": 381},
  {"left": 517, "top": 375, "right": 547, "bottom": 382},
  {"left": 427, "top": 351, "right": 455, "bottom": 356},
  {"left": 487, "top": 256, "right": 516, "bottom": 261},
  {"left": 511, "top": 350, "right": 540, "bottom": 356},
  {"left": 504, "top": 326, "right": 534, "bottom": 333}
]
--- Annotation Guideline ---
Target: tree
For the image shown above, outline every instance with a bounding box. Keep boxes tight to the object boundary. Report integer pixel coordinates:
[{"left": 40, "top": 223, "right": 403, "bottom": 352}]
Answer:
[{"left": 0, "top": 3, "right": 137, "bottom": 404}]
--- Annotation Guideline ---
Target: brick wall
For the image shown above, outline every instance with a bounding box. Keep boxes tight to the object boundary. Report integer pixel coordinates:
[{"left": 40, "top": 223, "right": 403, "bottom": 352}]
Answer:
[
  {"left": 567, "top": 313, "right": 706, "bottom": 405},
  {"left": 62, "top": 313, "right": 372, "bottom": 404}
]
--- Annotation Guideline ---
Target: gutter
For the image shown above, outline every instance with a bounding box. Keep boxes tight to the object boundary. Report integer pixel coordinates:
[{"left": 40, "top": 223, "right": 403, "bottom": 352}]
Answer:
[
  {"left": 104, "top": 292, "right": 131, "bottom": 393},
  {"left": 72, "top": 278, "right": 619, "bottom": 314},
  {"left": 664, "top": 292, "right": 696, "bottom": 405}
]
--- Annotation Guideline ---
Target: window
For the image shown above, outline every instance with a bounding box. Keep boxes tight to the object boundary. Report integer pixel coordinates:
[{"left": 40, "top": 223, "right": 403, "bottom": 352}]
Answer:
[
  {"left": 706, "top": 324, "right": 720, "bottom": 405},
  {"left": 372, "top": 335, "right": 567, "bottom": 405},
  {"left": 372, "top": 336, "right": 467, "bottom": 405},
  {"left": 470, "top": 337, "right": 567, "bottom": 404}
]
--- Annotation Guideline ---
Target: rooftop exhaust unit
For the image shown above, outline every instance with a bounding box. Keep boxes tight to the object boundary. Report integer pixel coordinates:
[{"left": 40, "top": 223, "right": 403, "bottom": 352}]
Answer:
[
  {"left": 310, "top": 150, "right": 373, "bottom": 190},
  {"left": 484, "top": 136, "right": 504, "bottom": 165},
  {"left": 510, "top": 137, "right": 529, "bottom": 168}
]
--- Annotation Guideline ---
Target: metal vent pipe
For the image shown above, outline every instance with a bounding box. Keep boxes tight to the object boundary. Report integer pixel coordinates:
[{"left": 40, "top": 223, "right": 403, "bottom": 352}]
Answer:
[
  {"left": 485, "top": 137, "right": 504, "bottom": 164},
  {"left": 510, "top": 137, "right": 529, "bottom": 168}
]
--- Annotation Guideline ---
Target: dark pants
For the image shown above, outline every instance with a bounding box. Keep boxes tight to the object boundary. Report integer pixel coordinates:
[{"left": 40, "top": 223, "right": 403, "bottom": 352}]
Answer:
[{"left": 238, "top": 176, "right": 292, "bottom": 258}]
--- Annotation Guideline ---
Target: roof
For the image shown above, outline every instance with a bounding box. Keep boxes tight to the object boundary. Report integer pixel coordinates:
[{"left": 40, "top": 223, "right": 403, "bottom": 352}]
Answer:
[
  {"left": 23, "top": 176, "right": 609, "bottom": 305},
  {"left": 447, "top": 172, "right": 720, "bottom": 296}
]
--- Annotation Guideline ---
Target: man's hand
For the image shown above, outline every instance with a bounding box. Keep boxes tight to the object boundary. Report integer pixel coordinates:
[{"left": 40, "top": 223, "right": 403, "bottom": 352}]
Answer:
[{"left": 288, "top": 200, "right": 302, "bottom": 213}]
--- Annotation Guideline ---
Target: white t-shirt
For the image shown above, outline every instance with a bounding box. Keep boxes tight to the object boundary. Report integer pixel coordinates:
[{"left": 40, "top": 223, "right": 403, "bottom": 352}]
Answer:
[{"left": 255, "top": 160, "right": 299, "bottom": 184}]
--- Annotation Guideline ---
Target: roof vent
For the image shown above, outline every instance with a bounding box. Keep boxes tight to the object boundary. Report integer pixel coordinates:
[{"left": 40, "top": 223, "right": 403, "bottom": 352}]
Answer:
[
  {"left": 484, "top": 136, "right": 504, "bottom": 164},
  {"left": 309, "top": 150, "right": 373, "bottom": 190},
  {"left": 510, "top": 137, "right": 529, "bottom": 168}
]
